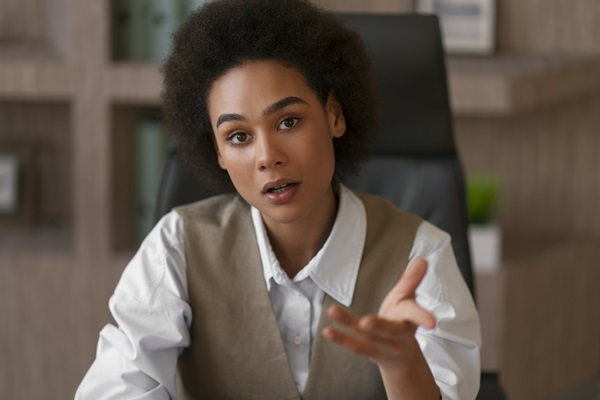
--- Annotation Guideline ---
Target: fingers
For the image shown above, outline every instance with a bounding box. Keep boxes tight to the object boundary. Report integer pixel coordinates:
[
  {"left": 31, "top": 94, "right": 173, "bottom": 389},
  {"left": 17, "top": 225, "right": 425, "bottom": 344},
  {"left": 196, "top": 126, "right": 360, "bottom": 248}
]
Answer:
[
  {"left": 362, "top": 303, "right": 436, "bottom": 333},
  {"left": 322, "top": 326, "right": 391, "bottom": 360},
  {"left": 387, "top": 258, "right": 428, "bottom": 302},
  {"left": 323, "top": 305, "right": 429, "bottom": 363},
  {"left": 327, "top": 303, "right": 435, "bottom": 341}
]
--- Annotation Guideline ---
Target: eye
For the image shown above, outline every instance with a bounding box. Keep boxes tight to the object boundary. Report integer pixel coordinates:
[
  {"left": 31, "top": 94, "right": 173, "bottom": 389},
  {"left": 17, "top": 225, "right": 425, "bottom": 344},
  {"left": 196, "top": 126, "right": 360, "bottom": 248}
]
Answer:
[
  {"left": 278, "top": 117, "right": 300, "bottom": 130},
  {"left": 227, "top": 132, "right": 250, "bottom": 146}
]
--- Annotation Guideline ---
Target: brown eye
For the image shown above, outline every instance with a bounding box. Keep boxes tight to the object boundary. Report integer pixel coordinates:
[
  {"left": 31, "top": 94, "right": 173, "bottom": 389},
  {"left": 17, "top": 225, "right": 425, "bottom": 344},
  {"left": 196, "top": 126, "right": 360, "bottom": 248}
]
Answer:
[
  {"left": 278, "top": 117, "right": 300, "bottom": 130},
  {"left": 228, "top": 132, "right": 250, "bottom": 145}
]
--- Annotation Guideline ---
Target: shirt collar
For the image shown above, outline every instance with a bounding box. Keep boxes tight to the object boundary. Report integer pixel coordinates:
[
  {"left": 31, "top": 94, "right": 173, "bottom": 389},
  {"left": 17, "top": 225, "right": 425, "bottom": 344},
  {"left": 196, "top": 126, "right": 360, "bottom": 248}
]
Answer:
[{"left": 251, "top": 184, "right": 366, "bottom": 307}]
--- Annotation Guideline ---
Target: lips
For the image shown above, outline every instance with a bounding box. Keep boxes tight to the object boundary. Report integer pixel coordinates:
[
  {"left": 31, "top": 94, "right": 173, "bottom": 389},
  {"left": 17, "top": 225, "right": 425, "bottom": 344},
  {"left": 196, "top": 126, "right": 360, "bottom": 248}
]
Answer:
[
  {"left": 261, "top": 179, "right": 299, "bottom": 194},
  {"left": 261, "top": 179, "right": 300, "bottom": 204}
]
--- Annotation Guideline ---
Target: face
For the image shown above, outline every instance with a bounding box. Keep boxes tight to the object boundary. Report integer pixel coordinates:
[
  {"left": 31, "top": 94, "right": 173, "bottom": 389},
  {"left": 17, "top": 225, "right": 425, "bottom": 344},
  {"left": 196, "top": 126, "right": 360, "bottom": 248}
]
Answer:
[{"left": 208, "top": 60, "right": 346, "bottom": 230}]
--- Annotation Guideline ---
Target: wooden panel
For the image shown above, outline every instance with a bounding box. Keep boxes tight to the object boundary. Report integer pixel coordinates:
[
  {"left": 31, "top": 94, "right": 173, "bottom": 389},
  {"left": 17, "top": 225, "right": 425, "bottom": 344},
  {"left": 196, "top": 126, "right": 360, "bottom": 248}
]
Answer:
[
  {"left": 475, "top": 270, "right": 506, "bottom": 371},
  {"left": 0, "top": 0, "right": 71, "bottom": 58},
  {"left": 0, "top": 0, "right": 43, "bottom": 41},
  {"left": 71, "top": 1, "right": 111, "bottom": 259},
  {"left": 455, "top": 93, "right": 600, "bottom": 237},
  {"left": 498, "top": 238, "right": 600, "bottom": 400},
  {"left": 0, "top": 253, "right": 126, "bottom": 400},
  {"left": 109, "top": 64, "right": 163, "bottom": 105},
  {"left": 0, "top": 63, "right": 72, "bottom": 98},
  {"left": 448, "top": 54, "right": 600, "bottom": 116},
  {"left": 497, "top": 0, "right": 600, "bottom": 53}
]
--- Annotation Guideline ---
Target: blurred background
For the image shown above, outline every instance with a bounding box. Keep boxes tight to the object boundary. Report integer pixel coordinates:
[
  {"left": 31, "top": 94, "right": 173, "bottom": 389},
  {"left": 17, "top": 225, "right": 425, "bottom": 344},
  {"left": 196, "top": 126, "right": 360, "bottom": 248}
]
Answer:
[{"left": 0, "top": 0, "right": 599, "bottom": 399}]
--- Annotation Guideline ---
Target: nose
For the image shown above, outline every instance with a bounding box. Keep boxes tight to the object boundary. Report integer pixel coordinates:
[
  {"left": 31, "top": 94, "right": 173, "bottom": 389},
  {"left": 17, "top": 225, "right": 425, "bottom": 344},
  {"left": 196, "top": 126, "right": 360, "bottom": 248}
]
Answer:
[{"left": 256, "top": 133, "right": 286, "bottom": 171}]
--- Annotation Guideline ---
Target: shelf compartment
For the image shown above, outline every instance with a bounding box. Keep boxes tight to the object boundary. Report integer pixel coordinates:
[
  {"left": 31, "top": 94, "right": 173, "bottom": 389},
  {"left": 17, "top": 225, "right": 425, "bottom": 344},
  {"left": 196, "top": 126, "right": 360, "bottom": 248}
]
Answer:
[
  {"left": 0, "top": 0, "right": 72, "bottom": 61},
  {"left": 0, "top": 100, "right": 73, "bottom": 254},
  {"left": 110, "top": 104, "right": 167, "bottom": 252}
]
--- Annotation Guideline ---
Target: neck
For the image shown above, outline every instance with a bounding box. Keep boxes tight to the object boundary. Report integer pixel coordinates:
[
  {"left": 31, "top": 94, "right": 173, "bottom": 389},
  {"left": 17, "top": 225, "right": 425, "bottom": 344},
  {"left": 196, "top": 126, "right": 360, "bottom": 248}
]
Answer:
[{"left": 264, "top": 187, "right": 338, "bottom": 278}]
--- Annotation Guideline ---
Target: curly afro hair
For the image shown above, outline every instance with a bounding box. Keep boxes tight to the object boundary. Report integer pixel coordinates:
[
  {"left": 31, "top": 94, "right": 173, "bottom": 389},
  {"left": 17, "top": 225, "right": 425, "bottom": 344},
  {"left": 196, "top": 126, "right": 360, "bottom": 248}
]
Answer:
[{"left": 161, "top": 0, "right": 378, "bottom": 193}]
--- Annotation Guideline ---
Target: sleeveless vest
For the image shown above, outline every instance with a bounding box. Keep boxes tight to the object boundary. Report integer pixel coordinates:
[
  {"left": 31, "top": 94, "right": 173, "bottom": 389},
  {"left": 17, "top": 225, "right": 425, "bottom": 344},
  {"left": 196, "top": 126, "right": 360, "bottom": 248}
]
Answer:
[{"left": 175, "top": 192, "right": 421, "bottom": 399}]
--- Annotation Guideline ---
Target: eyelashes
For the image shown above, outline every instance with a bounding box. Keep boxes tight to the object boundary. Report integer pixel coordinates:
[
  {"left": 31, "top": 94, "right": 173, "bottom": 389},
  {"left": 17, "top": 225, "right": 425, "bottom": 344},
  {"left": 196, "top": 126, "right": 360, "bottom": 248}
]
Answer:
[
  {"left": 278, "top": 116, "right": 300, "bottom": 130},
  {"left": 225, "top": 116, "right": 302, "bottom": 147}
]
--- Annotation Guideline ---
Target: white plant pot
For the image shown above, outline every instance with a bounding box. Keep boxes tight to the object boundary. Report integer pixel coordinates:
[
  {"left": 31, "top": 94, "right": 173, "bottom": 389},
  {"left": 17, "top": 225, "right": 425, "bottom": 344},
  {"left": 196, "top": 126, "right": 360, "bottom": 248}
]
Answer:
[{"left": 468, "top": 224, "right": 503, "bottom": 272}]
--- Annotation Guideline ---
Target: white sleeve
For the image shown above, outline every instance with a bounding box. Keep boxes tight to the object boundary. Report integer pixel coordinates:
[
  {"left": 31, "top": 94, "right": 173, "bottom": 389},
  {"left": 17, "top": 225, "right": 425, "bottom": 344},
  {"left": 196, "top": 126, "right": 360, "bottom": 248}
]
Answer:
[
  {"left": 75, "top": 211, "right": 191, "bottom": 400},
  {"left": 411, "top": 221, "right": 482, "bottom": 400}
]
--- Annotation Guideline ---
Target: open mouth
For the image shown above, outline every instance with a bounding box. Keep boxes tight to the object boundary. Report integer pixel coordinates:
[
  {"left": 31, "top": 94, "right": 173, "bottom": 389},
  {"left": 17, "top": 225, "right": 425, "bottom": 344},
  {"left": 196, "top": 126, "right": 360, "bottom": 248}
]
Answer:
[{"left": 267, "top": 182, "right": 298, "bottom": 193}]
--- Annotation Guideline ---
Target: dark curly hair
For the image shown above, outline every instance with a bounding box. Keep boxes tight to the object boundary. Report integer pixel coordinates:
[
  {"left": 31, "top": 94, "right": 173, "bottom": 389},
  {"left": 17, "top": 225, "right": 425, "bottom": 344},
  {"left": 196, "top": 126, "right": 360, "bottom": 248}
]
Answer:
[{"left": 161, "top": 0, "right": 377, "bottom": 193}]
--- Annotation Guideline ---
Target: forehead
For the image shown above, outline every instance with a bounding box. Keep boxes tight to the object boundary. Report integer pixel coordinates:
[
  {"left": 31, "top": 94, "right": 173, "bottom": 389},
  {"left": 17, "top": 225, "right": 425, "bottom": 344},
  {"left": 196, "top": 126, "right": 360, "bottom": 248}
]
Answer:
[{"left": 207, "top": 60, "right": 319, "bottom": 117}]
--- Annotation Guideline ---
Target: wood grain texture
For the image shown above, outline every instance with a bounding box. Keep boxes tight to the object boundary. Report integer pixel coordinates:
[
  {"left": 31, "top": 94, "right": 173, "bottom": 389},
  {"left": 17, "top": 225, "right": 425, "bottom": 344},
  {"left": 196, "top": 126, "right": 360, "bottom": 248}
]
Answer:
[
  {"left": 497, "top": 239, "right": 600, "bottom": 400},
  {"left": 1, "top": 0, "right": 600, "bottom": 399},
  {"left": 448, "top": 54, "right": 600, "bottom": 116},
  {"left": 455, "top": 92, "right": 600, "bottom": 237},
  {"left": 497, "top": 0, "right": 600, "bottom": 53}
]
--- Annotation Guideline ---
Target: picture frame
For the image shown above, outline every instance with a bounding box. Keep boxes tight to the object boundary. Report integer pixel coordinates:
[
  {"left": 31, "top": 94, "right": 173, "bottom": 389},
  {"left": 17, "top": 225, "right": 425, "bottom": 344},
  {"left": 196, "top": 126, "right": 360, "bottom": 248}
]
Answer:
[
  {"left": 0, "top": 153, "right": 19, "bottom": 213},
  {"left": 417, "top": 0, "right": 496, "bottom": 55}
]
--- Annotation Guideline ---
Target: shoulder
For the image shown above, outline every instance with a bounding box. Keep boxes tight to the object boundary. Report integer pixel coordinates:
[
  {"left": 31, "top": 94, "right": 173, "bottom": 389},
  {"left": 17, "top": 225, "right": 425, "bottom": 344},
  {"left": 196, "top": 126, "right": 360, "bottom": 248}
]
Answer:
[
  {"left": 413, "top": 219, "right": 452, "bottom": 255},
  {"left": 352, "top": 190, "right": 422, "bottom": 227},
  {"left": 115, "top": 210, "right": 188, "bottom": 304},
  {"left": 174, "top": 193, "right": 248, "bottom": 225}
]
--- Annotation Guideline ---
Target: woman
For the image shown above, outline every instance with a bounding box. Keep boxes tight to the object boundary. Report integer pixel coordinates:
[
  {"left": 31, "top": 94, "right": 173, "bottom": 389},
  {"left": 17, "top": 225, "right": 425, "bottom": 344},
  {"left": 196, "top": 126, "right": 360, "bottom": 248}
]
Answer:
[{"left": 76, "top": 0, "right": 480, "bottom": 398}]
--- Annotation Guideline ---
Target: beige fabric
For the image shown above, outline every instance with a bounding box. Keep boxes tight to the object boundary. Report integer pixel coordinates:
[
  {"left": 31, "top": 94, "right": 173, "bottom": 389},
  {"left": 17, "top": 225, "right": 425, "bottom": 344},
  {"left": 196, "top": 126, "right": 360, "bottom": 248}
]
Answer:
[{"left": 175, "top": 191, "right": 421, "bottom": 400}]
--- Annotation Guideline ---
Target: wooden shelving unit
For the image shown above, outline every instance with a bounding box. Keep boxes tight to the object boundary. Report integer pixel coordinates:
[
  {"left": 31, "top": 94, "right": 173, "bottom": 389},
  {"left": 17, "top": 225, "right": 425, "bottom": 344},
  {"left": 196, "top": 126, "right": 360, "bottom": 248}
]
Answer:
[{"left": 1, "top": 1, "right": 599, "bottom": 399}]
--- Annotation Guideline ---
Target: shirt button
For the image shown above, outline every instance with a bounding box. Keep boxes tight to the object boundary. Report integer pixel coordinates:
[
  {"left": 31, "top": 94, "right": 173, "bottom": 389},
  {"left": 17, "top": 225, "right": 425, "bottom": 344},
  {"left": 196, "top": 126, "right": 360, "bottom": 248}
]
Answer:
[{"left": 293, "top": 336, "right": 303, "bottom": 345}]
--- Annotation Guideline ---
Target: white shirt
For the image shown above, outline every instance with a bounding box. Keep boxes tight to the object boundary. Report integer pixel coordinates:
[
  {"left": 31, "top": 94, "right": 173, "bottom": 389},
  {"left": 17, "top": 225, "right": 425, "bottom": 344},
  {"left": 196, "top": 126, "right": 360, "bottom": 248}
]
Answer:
[{"left": 76, "top": 185, "right": 481, "bottom": 400}]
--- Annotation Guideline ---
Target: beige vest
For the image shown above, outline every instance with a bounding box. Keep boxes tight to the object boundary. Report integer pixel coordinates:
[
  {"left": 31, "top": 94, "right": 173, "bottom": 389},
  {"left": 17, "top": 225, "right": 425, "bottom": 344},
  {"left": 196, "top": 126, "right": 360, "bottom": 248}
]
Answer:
[{"left": 175, "top": 192, "right": 421, "bottom": 400}]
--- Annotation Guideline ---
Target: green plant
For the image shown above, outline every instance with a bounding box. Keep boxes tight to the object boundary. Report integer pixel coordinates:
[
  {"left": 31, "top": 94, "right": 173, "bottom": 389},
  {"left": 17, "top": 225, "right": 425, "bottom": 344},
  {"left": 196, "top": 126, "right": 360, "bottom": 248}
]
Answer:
[{"left": 467, "top": 174, "right": 500, "bottom": 225}]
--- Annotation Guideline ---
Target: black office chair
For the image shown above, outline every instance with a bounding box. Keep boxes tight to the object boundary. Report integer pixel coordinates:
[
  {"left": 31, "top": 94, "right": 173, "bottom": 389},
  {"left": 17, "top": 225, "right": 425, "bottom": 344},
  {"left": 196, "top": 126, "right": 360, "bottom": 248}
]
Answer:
[
  {"left": 154, "top": 13, "right": 505, "bottom": 400},
  {"left": 336, "top": 13, "right": 504, "bottom": 399}
]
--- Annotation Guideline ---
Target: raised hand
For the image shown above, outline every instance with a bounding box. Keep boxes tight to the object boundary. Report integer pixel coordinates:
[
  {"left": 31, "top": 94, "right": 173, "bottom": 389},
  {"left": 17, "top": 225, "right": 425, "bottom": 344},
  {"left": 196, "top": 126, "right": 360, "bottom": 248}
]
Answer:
[{"left": 322, "top": 258, "right": 440, "bottom": 399}]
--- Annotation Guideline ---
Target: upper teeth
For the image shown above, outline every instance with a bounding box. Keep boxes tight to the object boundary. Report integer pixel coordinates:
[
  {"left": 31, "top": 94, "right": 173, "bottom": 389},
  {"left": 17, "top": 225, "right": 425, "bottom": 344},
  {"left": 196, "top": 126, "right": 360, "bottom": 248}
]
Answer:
[{"left": 271, "top": 183, "right": 290, "bottom": 193}]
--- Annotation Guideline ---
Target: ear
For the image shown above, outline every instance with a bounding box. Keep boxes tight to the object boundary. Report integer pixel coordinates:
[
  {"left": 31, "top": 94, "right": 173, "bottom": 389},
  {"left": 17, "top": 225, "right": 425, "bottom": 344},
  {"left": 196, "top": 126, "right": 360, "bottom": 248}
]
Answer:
[
  {"left": 217, "top": 153, "right": 227, "bottom": 170},
  {"left": 326, "top": 94, "right": 346, "bottom": 139}
]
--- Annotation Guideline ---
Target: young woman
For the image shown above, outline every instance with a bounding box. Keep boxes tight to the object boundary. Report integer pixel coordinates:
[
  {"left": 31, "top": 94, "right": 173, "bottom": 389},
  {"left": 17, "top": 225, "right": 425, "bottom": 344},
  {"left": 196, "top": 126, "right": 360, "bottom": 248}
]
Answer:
[{"left": 76, "top": 0, "right": 480, "bottom": 399}]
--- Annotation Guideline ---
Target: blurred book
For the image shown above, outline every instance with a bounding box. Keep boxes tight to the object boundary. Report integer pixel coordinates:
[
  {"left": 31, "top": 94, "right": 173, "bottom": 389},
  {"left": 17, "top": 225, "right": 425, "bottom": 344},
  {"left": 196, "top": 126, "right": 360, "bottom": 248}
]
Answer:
[
  {"left": 113, "top": 0, "right": 214, "bottom": 61},
  {"left": 135, "top": 119, "right": 169, "bottom": 244},
  {"left": 112, "top": 0, "right": 147, "bottom": 61},
  {"left": 146, "top": 0, "right": 179, "bottom": 61},
  {"left": 0, "top": 153, "right": 19, "bottom": 214}
]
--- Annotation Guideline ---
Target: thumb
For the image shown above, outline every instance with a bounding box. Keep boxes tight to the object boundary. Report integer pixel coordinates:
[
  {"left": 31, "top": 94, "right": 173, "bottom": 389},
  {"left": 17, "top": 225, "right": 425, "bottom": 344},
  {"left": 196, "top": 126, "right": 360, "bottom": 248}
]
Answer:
[{"left": 389, "top": 257, "right": 428, "bottom": 301}]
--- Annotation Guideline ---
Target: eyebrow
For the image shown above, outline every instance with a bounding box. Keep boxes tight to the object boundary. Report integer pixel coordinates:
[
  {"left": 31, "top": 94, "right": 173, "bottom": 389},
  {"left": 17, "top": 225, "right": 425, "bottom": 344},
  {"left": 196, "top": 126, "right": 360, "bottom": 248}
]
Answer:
[
  {"left": 215, "top": 96, "right": 308, "bottom": 128},
  {"left": 263, "top": 96, "right": 308, "bottom": 117}
]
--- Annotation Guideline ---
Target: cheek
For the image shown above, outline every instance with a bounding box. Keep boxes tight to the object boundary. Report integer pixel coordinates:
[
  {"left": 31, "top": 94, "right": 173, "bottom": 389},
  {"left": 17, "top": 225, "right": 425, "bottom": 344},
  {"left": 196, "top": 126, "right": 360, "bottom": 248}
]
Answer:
[
  {"left": 307, "top": 134, "right": 337, "bottom": 175},
  {"left": 218, "top": 149, "right": 252, "bottom": 181}
]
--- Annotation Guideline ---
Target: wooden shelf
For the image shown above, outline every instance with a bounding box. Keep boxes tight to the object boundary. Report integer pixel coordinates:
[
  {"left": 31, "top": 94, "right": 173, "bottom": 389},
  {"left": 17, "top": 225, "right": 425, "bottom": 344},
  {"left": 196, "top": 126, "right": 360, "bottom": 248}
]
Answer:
[
  {"left": 0, "top": 62, "right": 73, "bottom": 100},
  {"left": 108, "top": 64, "right": 163, "bottom": 105},
  {"left": 448, "top": 53, "right": 600, "bottom": 116},
  {"left": 106, "top": 53, "right": 600, "bottom": 117},
  {"left": 0, "top": 224, "right": 73, "bottom": 255}
]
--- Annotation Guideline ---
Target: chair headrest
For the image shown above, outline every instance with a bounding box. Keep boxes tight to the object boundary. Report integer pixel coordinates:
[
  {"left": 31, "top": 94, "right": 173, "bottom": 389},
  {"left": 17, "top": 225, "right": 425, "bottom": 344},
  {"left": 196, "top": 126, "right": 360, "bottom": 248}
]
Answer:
[{"left": 336, "top": 13, "right": 456, "bottom": 157}]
